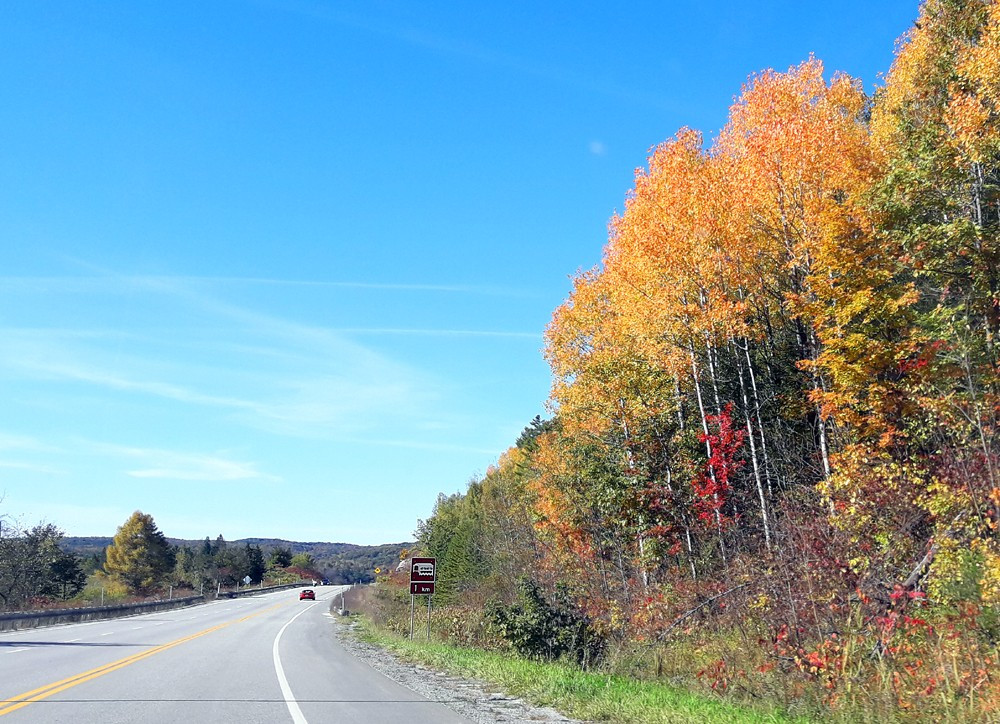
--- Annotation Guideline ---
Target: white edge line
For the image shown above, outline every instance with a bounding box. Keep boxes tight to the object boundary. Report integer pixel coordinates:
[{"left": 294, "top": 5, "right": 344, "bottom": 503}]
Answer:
[{"left": 273, "top": 601, "right": 318, "bottom": 724}]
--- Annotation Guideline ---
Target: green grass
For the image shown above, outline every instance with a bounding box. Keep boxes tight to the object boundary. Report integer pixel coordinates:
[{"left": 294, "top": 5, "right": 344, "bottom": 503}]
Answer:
[{"left": 349, "top": 618, "right": 809, "bottom": 724}]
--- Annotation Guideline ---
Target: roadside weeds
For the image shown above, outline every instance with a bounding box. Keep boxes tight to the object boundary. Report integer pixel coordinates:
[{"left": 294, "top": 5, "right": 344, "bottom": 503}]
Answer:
[{"left": 331, "top": 612, "right": 802, "bottom": 724}]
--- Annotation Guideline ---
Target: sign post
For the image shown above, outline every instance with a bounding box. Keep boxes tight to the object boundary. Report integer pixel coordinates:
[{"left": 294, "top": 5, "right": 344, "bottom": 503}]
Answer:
[{"left": 408, "top": 557, "right": 436, "bottom": 640}]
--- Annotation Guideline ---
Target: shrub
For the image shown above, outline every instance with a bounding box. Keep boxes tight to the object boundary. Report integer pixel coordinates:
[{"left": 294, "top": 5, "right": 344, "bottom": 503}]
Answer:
[{"left": 487, "top": 579, "right": 604, "bottom": 667}]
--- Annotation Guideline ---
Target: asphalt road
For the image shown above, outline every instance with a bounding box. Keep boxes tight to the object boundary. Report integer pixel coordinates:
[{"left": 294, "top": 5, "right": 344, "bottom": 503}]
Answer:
[{"left": 0, "top": 586, "right": 469, "bottom": 723}]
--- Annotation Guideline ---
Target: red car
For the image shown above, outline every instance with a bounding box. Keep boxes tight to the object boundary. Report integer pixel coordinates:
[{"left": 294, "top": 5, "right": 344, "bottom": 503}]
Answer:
[{"left": 299, "top": 589, "right": 315, "bottom": 600}]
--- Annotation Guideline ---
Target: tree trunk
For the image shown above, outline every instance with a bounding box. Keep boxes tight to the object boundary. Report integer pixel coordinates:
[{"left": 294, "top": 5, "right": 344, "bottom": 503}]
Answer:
[{"left": 733, "top": 338, "right": 772, "bottom": 551}]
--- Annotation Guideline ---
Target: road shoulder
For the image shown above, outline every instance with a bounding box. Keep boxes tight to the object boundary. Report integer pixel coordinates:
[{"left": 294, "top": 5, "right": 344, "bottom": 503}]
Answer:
[{"left": 327, "top": 616, "right": 584, "bottom": 724}]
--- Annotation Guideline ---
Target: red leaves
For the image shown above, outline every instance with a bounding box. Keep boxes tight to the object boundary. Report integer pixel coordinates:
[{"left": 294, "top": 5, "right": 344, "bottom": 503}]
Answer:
[
  {"left": 692, "top": 403, "right": 746, "bottom": 527},
  {"left": 696, "top": 658, "right": 731, "bottom": 691}
]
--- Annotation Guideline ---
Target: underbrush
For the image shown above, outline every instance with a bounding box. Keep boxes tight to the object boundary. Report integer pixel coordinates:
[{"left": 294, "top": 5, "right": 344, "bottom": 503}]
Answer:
[
  {"left": 362, "top": 573, "right": 1000, "bottom": 723},
  {"left": 607, "top": 618, "right": 998, "bottom": 723}
]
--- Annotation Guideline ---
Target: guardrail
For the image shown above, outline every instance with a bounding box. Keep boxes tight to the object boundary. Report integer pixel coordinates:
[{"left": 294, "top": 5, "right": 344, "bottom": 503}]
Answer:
[
  {"left": 0, "top": 581, "right": 311, "bottom": 632},
  {"left": 0, "top": 596, "right": 202, "bottom": 632},
  {"left": 215, "top": 581, "right": 307, "bottom": 599}
]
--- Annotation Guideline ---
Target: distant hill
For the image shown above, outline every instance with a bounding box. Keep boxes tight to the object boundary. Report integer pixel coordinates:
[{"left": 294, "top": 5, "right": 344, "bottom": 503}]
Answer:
[{"left": 61, "top": 537, "right": 415, "bottom": 585}]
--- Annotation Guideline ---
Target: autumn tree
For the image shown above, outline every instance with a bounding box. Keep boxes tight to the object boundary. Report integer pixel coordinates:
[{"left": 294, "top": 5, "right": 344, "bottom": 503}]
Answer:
[
  {"left": 863, "top": 0, "right": 1000, "bottom": 599},
  {"left": 103, "top": 511, "right": 175, "bottom": 595},
  {"left": 289, "top": 552, "right": 315, "bottom": 571}
]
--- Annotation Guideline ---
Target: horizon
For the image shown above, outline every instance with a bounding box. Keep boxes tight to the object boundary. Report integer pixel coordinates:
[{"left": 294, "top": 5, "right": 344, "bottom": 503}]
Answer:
[{"left": 60, "top": 533, "right": 415, "bottom": 546}]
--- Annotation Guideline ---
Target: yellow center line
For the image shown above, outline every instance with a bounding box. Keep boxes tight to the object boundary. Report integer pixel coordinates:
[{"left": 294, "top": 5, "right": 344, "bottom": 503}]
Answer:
[{"left": 0, "top": 602, "right": 287, "bottom": 717}]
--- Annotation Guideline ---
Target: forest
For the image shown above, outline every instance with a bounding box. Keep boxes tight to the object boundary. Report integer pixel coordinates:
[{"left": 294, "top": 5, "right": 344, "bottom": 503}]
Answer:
[
  {"left": 410, "top": 1, "right": 1000, "bottom": 719},
  {"left": 60, "top": 536, "right": 410, "bottom": 586}
]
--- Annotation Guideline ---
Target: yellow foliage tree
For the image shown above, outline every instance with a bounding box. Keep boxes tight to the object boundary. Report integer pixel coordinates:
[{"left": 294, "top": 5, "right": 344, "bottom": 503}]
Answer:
[{"left": 104, "top": 511, "right": 174, "bottom": 596}]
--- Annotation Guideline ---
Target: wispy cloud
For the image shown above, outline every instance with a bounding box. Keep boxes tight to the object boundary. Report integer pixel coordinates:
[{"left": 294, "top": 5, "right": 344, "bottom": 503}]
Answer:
[
  {"left": 339, "top": 436, "right": 500, "bottom": 456},
  {"left": 126, "top": 462, "right": 272, "bottom": 482},
  {"left": 0, "top": 264, "right": 525, "bottom": 477},
  {"left": 0, "top": 332, "right": 437, "bottom": 438},
  {"left": 0, "top": 432, "right": 58, "bottom": 453},
  {"left": 0, "top": 460, "right": 62, "bottom": 474},
  {"left": 19, "top": 359, "right": 260, "bottom": 412},
  {"left": 86, "top": 442, "right": 281, "bottom": 483},
  {"left": 188, "top": 277, "right": 538, "bottom": 298},
  {"left": 0, "top": 274, "right": 537, "bottom": 298},
  {"left": 331, "top": 328, "right": 541, "bottom": 338},
  {"left": 7, "top": 502, "right": 134, "bottom": 537},
  {"left": 0, "top": 268, "right": 443, "bottom": 436}
]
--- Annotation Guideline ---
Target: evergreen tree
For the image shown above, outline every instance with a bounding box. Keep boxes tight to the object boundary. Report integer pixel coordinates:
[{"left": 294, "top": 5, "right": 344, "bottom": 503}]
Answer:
[
  {"left": 44, "top": 550, "right": 86, "bottom": 600},
  {"left": 268, "top": 547, "right": 292, "bottom": 567},
  {"left": 245, "top": 543, "right": 266, "bottom": 583}
]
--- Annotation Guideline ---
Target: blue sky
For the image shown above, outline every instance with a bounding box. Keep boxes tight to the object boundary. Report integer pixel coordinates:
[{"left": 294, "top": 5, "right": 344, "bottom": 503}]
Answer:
[{"left": 0, "top": 1, "right": 918, "bottom": 545}]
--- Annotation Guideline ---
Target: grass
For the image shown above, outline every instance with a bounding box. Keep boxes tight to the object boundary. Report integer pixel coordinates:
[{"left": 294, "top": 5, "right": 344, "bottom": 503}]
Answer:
[{"left": 348, "top": 617, "right": 808, "bottom": 724}]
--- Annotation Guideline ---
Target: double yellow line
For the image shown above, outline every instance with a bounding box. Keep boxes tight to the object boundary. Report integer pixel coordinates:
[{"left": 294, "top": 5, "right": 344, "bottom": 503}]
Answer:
[{"left": 0, "top": 602, "right": 285, "bottom": 717}]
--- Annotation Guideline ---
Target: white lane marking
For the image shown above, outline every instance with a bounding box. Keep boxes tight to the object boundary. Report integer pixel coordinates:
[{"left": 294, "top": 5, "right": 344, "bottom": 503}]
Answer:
[
  {"left": 4, "top": 648, "right": 29, "bottom": 654},
  {"left": 272, "top": 602, "right": 318, "bottom": 724},
  {"left": 130, "top": 626, "right": 144, "bottom": 630},
  {"left": 99, "top": 632, "right": 115, "bottom": 637},
  {"left": 65, "top": 638, "right": 82, "bottom": 643}
]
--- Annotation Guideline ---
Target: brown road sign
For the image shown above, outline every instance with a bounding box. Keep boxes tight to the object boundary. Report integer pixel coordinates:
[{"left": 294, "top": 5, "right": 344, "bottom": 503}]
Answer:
[
  {"left": 410, "top": 582, "right": 435, "bottom": 595},
  {"left": 410, "top": 557, "right": 436, "bottom": 583}
]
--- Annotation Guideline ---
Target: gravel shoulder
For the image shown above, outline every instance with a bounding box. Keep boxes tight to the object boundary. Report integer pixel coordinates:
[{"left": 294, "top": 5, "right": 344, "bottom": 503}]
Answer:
[{"left": 327, "top": 615, "right": 586, "bottom": 724}]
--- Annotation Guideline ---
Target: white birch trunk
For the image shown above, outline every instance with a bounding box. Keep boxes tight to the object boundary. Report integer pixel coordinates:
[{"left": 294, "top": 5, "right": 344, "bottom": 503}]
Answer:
[{"left": 732, "top": 339, "right": 772, "bottom": 551}]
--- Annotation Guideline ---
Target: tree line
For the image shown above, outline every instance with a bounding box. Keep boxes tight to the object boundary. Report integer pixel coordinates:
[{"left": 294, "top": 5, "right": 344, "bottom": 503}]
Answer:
[{"left": 0, "top": 510, "right": 321, "bottom": 609}]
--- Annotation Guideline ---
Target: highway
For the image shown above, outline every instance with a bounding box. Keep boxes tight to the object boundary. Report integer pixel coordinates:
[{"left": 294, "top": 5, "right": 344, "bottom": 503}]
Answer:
[{"left": 0, "top": 586, "right": 469, "bottom": 723}]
